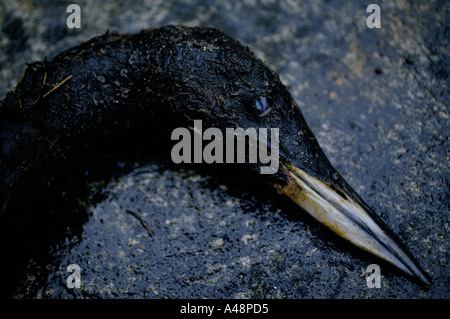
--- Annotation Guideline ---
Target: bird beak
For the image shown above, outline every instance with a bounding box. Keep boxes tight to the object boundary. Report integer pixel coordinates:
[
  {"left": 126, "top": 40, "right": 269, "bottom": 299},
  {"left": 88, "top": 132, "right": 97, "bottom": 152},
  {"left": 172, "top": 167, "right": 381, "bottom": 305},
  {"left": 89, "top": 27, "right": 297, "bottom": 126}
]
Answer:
[{"left": 272, "top": 161, "right": 431, "bottom": 286}]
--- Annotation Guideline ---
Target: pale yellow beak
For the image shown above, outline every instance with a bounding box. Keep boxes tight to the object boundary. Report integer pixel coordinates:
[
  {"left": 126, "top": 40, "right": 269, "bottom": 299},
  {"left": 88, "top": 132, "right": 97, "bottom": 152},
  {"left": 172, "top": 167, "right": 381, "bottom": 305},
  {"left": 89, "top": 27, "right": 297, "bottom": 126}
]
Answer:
[{"left": 272, "top": 162, "right": 431, "bottom": 286}]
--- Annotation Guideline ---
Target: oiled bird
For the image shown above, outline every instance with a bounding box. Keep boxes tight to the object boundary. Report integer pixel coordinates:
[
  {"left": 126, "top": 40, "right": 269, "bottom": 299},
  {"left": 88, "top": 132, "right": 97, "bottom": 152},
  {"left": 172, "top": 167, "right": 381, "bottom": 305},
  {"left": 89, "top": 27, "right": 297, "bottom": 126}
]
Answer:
[{"left": 0, "top": 26, "right": 430, "bottom": 285}]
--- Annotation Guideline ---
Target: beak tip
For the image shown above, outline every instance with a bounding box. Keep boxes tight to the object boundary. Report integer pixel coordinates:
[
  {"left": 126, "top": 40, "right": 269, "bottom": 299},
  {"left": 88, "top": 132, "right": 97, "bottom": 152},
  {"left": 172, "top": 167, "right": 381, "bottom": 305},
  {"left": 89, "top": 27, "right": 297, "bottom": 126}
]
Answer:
[{"left": 415, "top": 272, "right": 432, "bottom": 288}]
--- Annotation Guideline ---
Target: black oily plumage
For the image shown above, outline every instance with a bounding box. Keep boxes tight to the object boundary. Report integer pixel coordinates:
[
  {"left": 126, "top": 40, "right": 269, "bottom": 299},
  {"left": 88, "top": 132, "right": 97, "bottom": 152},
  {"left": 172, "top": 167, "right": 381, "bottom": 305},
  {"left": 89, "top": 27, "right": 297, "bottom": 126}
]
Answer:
[{"left": 0, "top": 25, "right": 338, "bottom": 213}]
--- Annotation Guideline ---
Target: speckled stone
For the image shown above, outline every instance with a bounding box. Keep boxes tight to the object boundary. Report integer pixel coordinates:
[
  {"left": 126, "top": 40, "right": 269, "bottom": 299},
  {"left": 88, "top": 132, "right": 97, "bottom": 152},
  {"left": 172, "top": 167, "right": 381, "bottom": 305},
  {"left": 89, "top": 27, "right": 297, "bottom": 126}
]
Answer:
[{"left": 0, "top": 0, "right": 448, "bottom": 298}]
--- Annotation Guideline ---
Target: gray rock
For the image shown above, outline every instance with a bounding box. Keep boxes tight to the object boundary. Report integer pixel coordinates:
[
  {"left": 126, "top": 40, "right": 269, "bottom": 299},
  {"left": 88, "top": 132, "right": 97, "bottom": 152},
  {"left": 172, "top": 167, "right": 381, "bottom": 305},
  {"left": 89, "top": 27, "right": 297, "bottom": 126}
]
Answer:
[{"left": 0, "top": 0, "right": 448, "bottom": 298}]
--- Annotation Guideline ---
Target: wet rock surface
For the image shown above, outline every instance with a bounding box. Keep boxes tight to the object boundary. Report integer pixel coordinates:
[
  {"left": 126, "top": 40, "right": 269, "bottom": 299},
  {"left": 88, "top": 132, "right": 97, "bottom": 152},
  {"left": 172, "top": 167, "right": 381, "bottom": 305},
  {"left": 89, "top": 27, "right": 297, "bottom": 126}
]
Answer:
[{"left": 0, "top": 0, "right": 448, "bottom": 298}]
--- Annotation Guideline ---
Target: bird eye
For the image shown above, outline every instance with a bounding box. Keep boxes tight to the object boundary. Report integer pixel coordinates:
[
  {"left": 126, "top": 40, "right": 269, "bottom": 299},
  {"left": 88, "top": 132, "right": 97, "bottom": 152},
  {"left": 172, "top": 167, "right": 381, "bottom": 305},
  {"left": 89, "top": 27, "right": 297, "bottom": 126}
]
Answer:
[{"left": 255, "top": 96, "right": 271, "bottom": 116}]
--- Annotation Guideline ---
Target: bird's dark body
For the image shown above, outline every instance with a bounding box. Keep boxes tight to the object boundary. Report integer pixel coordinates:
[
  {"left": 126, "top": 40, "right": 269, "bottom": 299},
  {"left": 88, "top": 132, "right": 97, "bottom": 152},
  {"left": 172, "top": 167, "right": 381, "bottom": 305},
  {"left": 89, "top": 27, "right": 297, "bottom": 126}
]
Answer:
[{"left": 0, "top": 25, "right": 337, "bottom": 213}]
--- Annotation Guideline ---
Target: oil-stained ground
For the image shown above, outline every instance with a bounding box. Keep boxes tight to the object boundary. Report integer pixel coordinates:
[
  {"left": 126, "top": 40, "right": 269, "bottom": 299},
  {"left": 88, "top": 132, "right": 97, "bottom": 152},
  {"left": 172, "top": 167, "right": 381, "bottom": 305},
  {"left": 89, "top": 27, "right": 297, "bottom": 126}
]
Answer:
[{"left": 0, "top": 0, "right": 448, "bottom": 298}]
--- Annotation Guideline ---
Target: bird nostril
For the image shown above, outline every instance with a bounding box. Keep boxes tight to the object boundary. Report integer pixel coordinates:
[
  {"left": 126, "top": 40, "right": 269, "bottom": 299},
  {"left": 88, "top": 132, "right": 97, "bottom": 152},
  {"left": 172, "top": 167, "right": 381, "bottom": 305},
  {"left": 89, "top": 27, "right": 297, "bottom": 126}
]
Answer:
[
  {"left": 255, "top": 96, "right": 271, "bottom": 116},
  {"left": 330, "top": 184, "right": 348, "bottom": 200}
]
